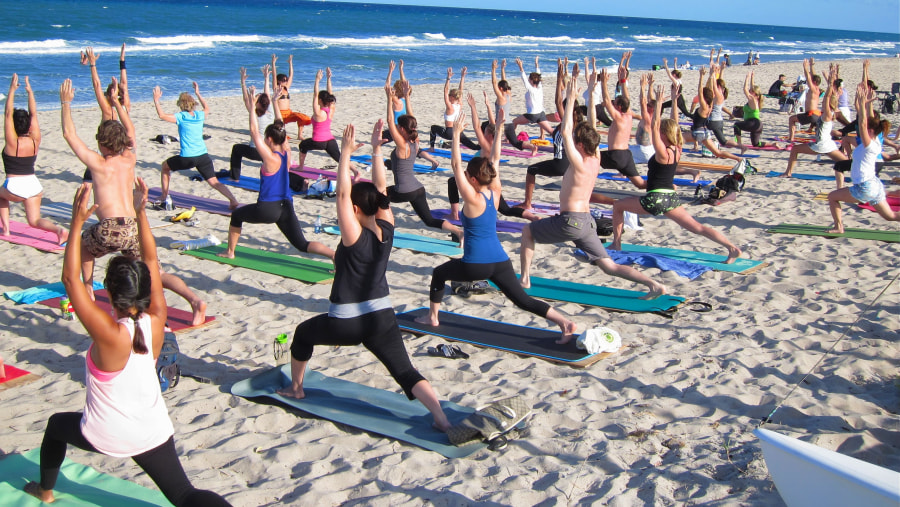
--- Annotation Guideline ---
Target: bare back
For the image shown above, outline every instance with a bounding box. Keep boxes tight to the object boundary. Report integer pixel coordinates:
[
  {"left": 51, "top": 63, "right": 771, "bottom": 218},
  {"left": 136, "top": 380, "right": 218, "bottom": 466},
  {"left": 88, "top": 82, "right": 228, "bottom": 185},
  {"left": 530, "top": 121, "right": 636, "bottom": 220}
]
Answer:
[
  {"left": 90, "top": 151, "right": 136, "bottom": 220},
  {"left": 559, "top": 147, "right": 598, "bottom": 213},
  {"left": 608, "top": 110, "right": 633, "bottom": 150}
]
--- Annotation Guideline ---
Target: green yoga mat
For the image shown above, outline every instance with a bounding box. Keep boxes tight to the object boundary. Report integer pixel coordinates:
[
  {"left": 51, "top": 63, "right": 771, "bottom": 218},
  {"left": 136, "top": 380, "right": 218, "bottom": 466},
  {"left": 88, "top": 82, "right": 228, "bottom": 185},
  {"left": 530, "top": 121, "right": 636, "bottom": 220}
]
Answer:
[
  {"left": 323, "top": 226, "right": 462, "bottom": 257},
  {"left": 0, "top": 449, "right": 170, "bottom": 506},
  {"left": 515, "top": 276, "right": 685, "bottom": 314},
  {"left": 766, "top": 223, "right": 900, "bottom": 243},
  {"left": 182, "top": 245, "right": 334, "bottom": 283},
  {"left": 231, "top": 366, "right": 485, "bottom": 458},
  {"left": 603, "top": 242, "right": 768, "bottom": 274}
]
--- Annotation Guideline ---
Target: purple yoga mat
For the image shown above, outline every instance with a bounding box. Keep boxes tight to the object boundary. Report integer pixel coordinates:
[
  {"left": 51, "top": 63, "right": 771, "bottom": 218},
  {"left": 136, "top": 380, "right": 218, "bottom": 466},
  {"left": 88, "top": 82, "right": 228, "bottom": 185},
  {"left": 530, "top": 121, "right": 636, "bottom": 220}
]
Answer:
[
  {"left": 431, "top": 209, "right": 525, "bottom": 233},
  {"left": 148, "top": 188, "right": 233, "bottom": 216}
]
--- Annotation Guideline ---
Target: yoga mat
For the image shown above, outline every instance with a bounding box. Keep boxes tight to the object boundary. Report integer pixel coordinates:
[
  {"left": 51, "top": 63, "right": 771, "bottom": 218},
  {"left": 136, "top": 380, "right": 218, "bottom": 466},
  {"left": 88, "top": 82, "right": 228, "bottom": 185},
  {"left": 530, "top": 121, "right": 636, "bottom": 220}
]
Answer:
[
  {"left": 431, "top": 209, "right": 525, "bottom": 233},
  {"left": 677, "top": 160, "right": 736, "bottom": 172},
  {"left": 231, "top": 366, "right": 485, "bottom": 458},
  {"left": 0, "top": 449, "right": 170, "bottom": 506},
  {"left": 499, "top": 147, "right": 539, "bottom": 158},
  {"left": 604, "top": 242, "right": 768, "bottom": 274},
  {"left": 598, "top": 173, "right": 712, "bottom": 187},
  {"left": 0, "top": 221, "right": 64, "bottom": 252},
  {"left": 289, "top": 166, "right": 372, "bottom": 183},
  {"left": 682, "top": 149, "right": 759, "bottom": 159},
  {"left": 4, "top": 281, "right": 104, "bottom": 305},
  {"left": 350, "top": 155, "right": 444, "bottom": 174},
  {"left": 183, "top": 245, "right": 335, "bottom": 283},
  {"left": 323, "top": 226, "right": 461, "bottom": 257},
  {"left": 39, "top": 290, "right": 217, "bottom": 334},
  {"left": 766, "top": 223, "right": 900, "bottom": 242},
  {"left": 0, "top": 364, "right": 41, "bottom": 391},
  {"left": 766, "top": 171, "right": 835, "bottom": 181},
  {"left": 147, "top": 188, "right": 232, "bottom": 216},
  {"left": 41, "top": 203, "right": 172, "bottom": 229},
  {"left": 221, "top": 175, "right": 307, "bottom": 196},
  {"left": 424, "top": 148, "right": 508, "bottom": 164},
  {"left": 508, "top": 276, "right": 685, "bottom": 314},
  {"left": 859, "top": 196, "right": 900, "bottom": 212},
  {"left": 397, "top": 308, "right": 609, "bottom": 367}
]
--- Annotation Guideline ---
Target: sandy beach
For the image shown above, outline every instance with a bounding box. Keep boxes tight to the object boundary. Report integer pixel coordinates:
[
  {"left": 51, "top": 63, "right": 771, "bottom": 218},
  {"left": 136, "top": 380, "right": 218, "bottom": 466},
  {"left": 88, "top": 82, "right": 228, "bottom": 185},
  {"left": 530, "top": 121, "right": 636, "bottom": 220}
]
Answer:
[{"left": 1, "top": 56, "right": 898, "bottom": 505}]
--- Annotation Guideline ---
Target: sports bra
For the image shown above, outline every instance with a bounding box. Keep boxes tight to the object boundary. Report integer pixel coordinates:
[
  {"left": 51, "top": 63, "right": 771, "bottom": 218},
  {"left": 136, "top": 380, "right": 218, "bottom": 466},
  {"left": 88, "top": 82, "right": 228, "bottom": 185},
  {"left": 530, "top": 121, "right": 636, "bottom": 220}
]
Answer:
[
  {"left": 3, "top": 138, "right": 37, "bottom": 176},
  {"left": 743, "top": 104, "right": 760, "bottom": 120},
  {"left": 444, "top": 103, "right": 461, "bottom": 123}
]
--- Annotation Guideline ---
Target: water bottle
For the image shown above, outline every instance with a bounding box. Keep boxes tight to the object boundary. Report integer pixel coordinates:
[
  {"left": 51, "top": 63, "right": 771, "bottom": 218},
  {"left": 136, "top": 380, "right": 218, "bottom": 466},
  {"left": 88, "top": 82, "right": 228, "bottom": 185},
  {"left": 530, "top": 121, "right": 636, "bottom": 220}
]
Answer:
[
  {"left": 314, "top": 215, "right": 322, "bottom": 234},
  {"left": 165, "top": 195, "right": 174, "bottom": 211},
  {"left": 274, "top": 333, "right": 288, "bottom": 365},
  {"left": 59, "top": 297, "right": 74, "bottom": 320}
]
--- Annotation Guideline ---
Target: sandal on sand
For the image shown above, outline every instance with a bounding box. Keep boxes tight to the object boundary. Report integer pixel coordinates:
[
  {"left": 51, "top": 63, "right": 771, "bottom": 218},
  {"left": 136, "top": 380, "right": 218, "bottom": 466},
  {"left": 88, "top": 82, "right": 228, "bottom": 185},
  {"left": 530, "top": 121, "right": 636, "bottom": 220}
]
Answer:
[{"left": 427, "top": 344, "right": 469, "bottom": 360}]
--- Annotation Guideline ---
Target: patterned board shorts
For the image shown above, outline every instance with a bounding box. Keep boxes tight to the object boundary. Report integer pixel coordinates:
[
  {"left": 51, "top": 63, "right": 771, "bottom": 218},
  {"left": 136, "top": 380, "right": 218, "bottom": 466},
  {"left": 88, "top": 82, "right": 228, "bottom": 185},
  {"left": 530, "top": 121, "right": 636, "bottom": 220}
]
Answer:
[
  {"left": 640, "top": 191, "right": 682, "bottom": 216},
  {"left": 82, "top": 217, "right": 140, "bottom": 259}
]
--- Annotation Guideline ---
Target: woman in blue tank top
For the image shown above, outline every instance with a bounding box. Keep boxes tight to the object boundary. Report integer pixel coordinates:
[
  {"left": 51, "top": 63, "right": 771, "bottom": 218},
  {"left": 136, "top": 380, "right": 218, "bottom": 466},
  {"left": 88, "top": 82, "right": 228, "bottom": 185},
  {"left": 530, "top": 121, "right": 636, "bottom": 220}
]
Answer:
[
  {"left": 216, "top": 80, "right": 333, "bottom": 261},
  {"left": 415, "top": 109, "right": 576, "bottom": 344}
]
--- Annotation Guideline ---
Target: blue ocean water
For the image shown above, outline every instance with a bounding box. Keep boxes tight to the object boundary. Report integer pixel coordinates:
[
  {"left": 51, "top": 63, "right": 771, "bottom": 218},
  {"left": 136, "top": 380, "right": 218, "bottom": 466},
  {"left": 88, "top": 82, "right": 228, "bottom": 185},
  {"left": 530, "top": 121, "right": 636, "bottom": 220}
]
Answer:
[{"left": 2, "top": 0, "right": 898, "bottom": 109}]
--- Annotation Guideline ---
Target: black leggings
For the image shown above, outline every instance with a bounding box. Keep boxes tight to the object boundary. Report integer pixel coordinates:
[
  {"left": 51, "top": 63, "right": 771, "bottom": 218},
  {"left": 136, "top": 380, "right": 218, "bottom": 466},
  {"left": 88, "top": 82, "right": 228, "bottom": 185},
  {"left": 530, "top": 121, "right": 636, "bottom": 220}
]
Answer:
[
  {"left": 503, "top": 124, "right": 524, "bottom": 150},
  {"left": 527, "top": 157, "right": 569, "bottom": 177},
  {"left": 429, "top": 259, "right": 550, "bottom": 316},
  {"left": 299, "top": 138, "right": 341, "bottom": 162},
  {"left": 707, "top": 120, "right": 729, "bottom": 146},
  {"left": 596, "top": 104, "right": 613, "bottom": 127},
  {"left": 733, "top": 118, "right": 763, "bottom": 147},
  {"left": 429, "top": 126, "right": 480, "bottom": 151},
  {"left": 387, "top": 186, "right": 446, "bottom": 230},
  {"left": 39, "top": 412, "right": 230, "bottom": 507},
  {"left": 229, "top": 144, "right": 262, "bottom": 180},
  {"left": 230, "top": 199, "right": 310, "bottom": 252},
  {"left": 446, "top": 177, "right": 525, "bottom": 219},
  {"left": 290, "top": 309, "right": 426, "bottom": 399},
  {"left": 661, "top": 95, "right": 693, "bottom": 118}
]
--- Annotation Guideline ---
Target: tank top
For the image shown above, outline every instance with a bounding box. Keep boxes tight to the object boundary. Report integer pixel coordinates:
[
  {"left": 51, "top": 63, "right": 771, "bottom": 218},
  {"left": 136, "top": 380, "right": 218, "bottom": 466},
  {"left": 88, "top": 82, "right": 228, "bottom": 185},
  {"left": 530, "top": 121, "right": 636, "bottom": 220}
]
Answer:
[
  {"left": 330, "top": 219, "right": 393, "bottom": 305},
  {"left": 691, "top": 110, "right": 708, "bottom": 130},
  {"left": 311, "top": 106, "right": 333, "bottom": 142},
  {"left": 743, "top": 104, "right": 760, "bottom": 120},
  {"left": 495, "top": 98, "right": 510, "bottom": 124},
  {"left": 461, "top": 191, "right": 508, "bottom": 264},
  {"left": 3, "top": 138, "right": 37, "bottom": 176},
  {"left": 709, "top": 102, "right": 724, "bottom": 122},
  {"left": 646, "top": 147, "right": 679, "bottom": 192},
  {"left": 444, "top": 103, "right": 461, "bottom": 123},
  {"left": 389, "top": 146, "right": 423, "bottom": 193},
  {"left": 551, "top": 125, "right": 565, "bottom": 160},
  {"left": 393, "top": 98, "right": 408, "bottom": 123},
  {"left": 259, "top": 151, "right": 291, "bottom": 202},
  {"left": 81, "top": 315, "right": 174, "bottom": 458},
  {"left": 814, "top": 120, "right": 834, "bottom": 144}
]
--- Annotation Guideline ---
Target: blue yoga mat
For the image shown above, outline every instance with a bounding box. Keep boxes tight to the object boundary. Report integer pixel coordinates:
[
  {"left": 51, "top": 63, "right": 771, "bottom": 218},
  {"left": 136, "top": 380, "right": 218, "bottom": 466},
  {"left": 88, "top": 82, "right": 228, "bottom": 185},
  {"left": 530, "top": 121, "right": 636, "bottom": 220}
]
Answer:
[
  {"left": 598, "top": 172, "right": 711, "bottom": 187},
  {"left": 324, "top": 226, "right": 461, "bottom": 256},
  {"left": 431, "top": 209, "right": 525, "bottom": 233},
  {"left": 765, "top": 170, "right": 835, "bottom": 181},
  {"left": 683, "top": 148, "right": 759, "bottom": 158},
  {"left": 510, "top": 275, "right": 686, "bottom": 313},
  {"left": 350, "top": 154, "right": 445, "bottom": 174},
  {"left": 0, "top": 449, "right": 170, "bottom": 506},
  {"left": 221, "top": 175, "right": 306, "bottom": 196},
  {"left": 4, "top": 281, "right": 105, "bottom": 305},
  {"left": 231, "top": 365, "right": 485, "bottom": 458},
  {"left": 604, "top": 242, "right": 767, "bottom": 273},
  {"left": 424, "top": 148, "right": 508, "bottom": 164}
]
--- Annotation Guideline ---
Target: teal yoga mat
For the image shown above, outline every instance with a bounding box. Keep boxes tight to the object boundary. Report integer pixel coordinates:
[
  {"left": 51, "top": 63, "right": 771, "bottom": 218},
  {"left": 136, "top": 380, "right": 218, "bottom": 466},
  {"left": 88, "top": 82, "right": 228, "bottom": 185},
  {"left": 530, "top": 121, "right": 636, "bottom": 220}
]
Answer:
[
  {"left": 231, "top": 366, "right": 485, "bottom": 458},
  {"left": 766, "top": 223, "right": 900, "bottom": 242},
  {"left": 514, "top": 276, "right": 685, "bottom": 314},
  {"left": 603, "top": 242, "right": 768, "bottom": 274},
  {"left": 0, "top": 449, "right": 171, "bottom": 506},
  {"left": 323, "top": 226, "right": 461, "bottom": 256}
]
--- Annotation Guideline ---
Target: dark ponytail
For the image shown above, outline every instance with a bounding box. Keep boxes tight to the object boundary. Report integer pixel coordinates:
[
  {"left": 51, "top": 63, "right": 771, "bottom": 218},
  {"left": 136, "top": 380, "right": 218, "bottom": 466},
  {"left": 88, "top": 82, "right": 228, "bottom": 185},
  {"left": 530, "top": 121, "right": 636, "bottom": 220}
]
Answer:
[
  {"left": 265, "top": 120, "right": 287, "bottom": 145},
  {"left": 350, "top": 182, "right": 390, "bottom": 216},
  {"left": 104, "top": 255, "right": 151, "bottom": 354}
]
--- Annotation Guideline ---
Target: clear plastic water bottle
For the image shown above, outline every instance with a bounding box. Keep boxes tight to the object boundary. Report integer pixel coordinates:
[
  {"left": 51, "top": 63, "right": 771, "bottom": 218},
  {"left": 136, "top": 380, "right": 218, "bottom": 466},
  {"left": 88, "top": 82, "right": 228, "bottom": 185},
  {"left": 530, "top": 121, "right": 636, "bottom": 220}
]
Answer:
[
  {"left": 165, "top": 195, "right": 174, "bottom": 211},
  {"left": 314, "top": 215, "right": 322, "bottom": 234}
]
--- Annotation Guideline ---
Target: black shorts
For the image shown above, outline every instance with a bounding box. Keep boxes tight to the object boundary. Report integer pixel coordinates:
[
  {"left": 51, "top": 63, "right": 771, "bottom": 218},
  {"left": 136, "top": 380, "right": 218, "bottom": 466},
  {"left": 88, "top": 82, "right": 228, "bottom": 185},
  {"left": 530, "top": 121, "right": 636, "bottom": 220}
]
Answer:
[
  {"left": 523, "top": 112, "right": 548, "bottom": 123},
  {"left": 797, "top": 112, "right": 820, "bottom": 126},
  {"left": 164, "top": 154, "right": 216, "bottom": 180},
  {"left": 834, "top": 159, "right": 884, "bottom": 175},
  {"left": 600, "top": 149, "right": 638, "bottom": 177}
]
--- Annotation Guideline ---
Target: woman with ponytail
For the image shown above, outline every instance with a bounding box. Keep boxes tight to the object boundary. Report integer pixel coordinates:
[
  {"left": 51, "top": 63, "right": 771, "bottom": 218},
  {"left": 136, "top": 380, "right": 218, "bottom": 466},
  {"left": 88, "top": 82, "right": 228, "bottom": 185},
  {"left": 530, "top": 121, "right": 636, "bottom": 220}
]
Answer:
[
  {"left": 216, "top": 75, "right": 334, "bottom": 261},
  {"left": 25, "top": 179, "right": 231, "bottom": 506},
  {"left": 278, "top": 121, "right": 451, "bottom": 432}
]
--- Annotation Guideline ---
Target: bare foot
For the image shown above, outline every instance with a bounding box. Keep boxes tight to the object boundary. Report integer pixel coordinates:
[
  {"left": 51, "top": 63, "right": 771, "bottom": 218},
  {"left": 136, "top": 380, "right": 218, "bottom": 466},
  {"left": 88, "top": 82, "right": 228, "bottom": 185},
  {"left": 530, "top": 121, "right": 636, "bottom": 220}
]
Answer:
[
  {"left": 639, "top": 283, "right": 667, "bottom": 300},
  {"left": 190, "top": 299, "right": 208, "bottom": 326},
  {"left": 522, "top": 210, "right": 540, "bottom": 222},
  {"left": 530, "top": 144, "right": 539, "bottom": 157},
  {"left": 609, "top": 240, "right": 622, "bottom": 251},
  {"left": 519, "top": 276, "right": 531, "bottom": 289},
  {"left": 25, "top": 482, "right": 55, "bottom": 503},
  {"left": 725, "top": 246, "right": 742, "bottom": 264},
  {"left": 433, "top": 419, "right": 451, "bottom": 432},
  {"left": 778, "top": 172, "right": 792, "bottom": 178},
  {"left": 0, "top": 357, "right": 5, "bottom": 379},
  {"left": 229, "top": 200, "right": 240, "bottom": 210},
  {"left": 513, "top": 202, "right": 531, "bottom": 210},
  {"left": 825, "top": 227, "right": 844, "bottom": 234},
  {"left": 216, "top": 250, "right": 235, "bottom": 259},
  {"left": 739, "top": 145, "right": 748, "bottom": 155},
  {"left": 555, "top": 321, "right": 577, "bottom": 345},
  {"left": 57, "top": 227, "right": 69, "bottom": 246},
  {"left": 414, "top": 315, "right": 439, "bottom": 327},
  {"left": 277, "top": 385, "right": 305, "bottom": 399},
  {"left": 430, "top": 161, "right": 439, "bottom": 171}
]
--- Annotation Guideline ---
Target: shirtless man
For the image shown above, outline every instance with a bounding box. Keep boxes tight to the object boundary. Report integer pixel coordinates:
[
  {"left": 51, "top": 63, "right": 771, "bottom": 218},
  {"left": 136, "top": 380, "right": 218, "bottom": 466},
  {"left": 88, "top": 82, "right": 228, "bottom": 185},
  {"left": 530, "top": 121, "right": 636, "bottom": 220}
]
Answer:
[
  {"left": 519, "top": 64, "right": 666, "bottom": 302},
  {"left": 60, "top": 79, "right": 207, "bottom": 325},
  {"left": 788, "top": 58, "right": 821, "bottom": 142},
  {"left": 271, "top": 54, "right": 311, "bottom": 140},
  {"left": 598, "top": 67, "right": 645, "bottom": 189},
  {"left": 80, "top": 45, "right": 129, "bottom": 185}
]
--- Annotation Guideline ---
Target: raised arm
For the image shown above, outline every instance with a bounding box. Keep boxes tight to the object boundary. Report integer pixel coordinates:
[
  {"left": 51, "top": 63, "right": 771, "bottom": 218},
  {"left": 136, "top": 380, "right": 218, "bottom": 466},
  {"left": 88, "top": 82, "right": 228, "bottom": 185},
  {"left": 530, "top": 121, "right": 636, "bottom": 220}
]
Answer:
[
  {"left": 442, "top": 67, "right": 453, "bottom": 112},
  {"left": 862, "top": 59, "right": 875, "bottom": 117},
  {"left": 286, "top": 54, "right": 294, "bottom": 88},
  {"left": 81, "top": 47, "right": 112, "bottom": 119},
  {"left": 554, "top": 58, "right": 566, "bottom": 118},
  {"left": 119, "top": 43, "right": 130, "bottom": 112},
  {"left": 262, "top": 64, "right": 271, "bottom": 97},
  {"left": 491, "top": 60, "right": 503, "bottom": 100},
  {"left": 466, "top": 93, "right": 488, "bottom": 148},
  {"left": 663, "top": 58, "right": 678, "bottom": 86},
  {"left": 561, "top": 65, "right": 585, "bottom": 172},
  {"left": 398, "top": 59, "right": 407, "bottom": 86},
  {"left": 312, "top": 69, "right": 323, "bottom": 116},
  {"left": 516, "top": 57, "right": 529, "bottom": 88},
  {"left": 108, "top": 78, "right": 133, "bottom": 155},
  {"left": 152, "top": 86, "right": 176, "bottom": 123},
  {"left": 490, "top": 108, "right": 504, "bottom": 180},
  {"left": 483, "top": 90, "right": 495, "bottom": 126},
  {"left": 822, "top": 64, "right": 835, "bottom": 117},
  {"left": 385, "top": 83, "right": 405, "bottom": 152},
  {"left": 742, "top": 71, "right": 753, "bottom": 101},
  {"left": 697, "top": 67, "right": 709, "bottom": 109},
  {"left": 449, "top": 110, "right": 480, "bottom": 209},
  {"left": 618, "top": 51, "right": 631, "bottom": 103},
  {"left": 370, "top": 119, "right": 388, "bottom": 194},
  {"left": 587, "top": 67, "right": 598, "bottom": 129},
  {"left": 4, "top": 75, "right": 18, "bottom": 147},
  {"left": 193, "top": 81, "right": 209, "bottom": 116},
  {"left": 599, "top": 68, "right": 620, "bottom": 120},
  {"left": 60, "top": 79, "right": 105, "bottom": 168},
  {"left": 638, "top": 74, "right": 651, "bottom": 124},
  {"left": 650, "top": 84, "right": 669, "bottom": 158}
]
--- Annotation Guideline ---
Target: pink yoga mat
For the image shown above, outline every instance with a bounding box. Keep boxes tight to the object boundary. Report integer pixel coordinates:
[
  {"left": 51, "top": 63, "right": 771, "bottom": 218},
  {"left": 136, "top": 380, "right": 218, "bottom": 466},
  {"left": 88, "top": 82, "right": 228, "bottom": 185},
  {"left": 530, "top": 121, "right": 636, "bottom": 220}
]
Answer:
[
  {"left": 0, "top": 221, "right": 64, "bottom": 252},
  {"left": 0, "top": 364, "right": 32, "bottom": 384},
  {"left": 859, "top": 196, "right": 900, "bottom": 212},
  {"left": 148, "top": 188, "right": 233, "bottom": 216}
]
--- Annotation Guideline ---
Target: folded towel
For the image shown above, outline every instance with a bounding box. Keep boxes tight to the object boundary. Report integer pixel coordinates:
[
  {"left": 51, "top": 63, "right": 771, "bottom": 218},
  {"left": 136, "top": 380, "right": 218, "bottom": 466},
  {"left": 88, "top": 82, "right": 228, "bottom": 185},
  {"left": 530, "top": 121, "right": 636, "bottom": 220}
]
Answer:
[{"left": 4, "top": 281, "right": 105, "bottom": 305}]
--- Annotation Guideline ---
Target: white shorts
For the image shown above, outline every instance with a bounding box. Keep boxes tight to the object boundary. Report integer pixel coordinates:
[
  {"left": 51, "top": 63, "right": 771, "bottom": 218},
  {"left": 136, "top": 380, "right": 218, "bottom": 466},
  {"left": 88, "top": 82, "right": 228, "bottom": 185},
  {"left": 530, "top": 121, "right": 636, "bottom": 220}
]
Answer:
[
  {"left": 2, "top": 174, "right": 43, "bottom": 199},
  {"left": 809, "top": 138, "right": 838, "bottom": 154},
  {"left": 630, "top": 144, "right": 656, "bottom": 165},
  {"left": 838, "top": 107, "right": 852, "bottom": 121}
]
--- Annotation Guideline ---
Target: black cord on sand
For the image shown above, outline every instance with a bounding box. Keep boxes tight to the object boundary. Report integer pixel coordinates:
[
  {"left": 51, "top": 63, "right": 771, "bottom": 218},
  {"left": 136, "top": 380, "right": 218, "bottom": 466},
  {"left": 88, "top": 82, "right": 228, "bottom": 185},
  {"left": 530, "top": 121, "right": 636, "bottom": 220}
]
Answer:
[{"left": 757, "top": 270, "right": 899, "bottom": 428}]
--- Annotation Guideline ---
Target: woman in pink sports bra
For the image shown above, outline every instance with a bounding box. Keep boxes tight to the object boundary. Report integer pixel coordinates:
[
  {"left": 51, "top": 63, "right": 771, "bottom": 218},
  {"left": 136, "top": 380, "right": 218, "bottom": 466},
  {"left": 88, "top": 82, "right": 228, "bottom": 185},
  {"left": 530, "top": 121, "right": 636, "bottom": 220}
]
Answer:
[
  {"left": 25, "top": 180, "right": 230, "bottom": 506},
  {"left": 297, "top": 67, "right": 342, "bottom": 169}
]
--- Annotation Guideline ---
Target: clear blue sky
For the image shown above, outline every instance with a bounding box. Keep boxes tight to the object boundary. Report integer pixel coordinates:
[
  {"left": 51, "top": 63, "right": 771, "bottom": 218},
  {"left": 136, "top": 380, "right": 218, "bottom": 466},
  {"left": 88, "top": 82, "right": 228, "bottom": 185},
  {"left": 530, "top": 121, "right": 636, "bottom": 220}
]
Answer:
[{"left": 334, "top": 0, "right": 900, "bottom": 34}]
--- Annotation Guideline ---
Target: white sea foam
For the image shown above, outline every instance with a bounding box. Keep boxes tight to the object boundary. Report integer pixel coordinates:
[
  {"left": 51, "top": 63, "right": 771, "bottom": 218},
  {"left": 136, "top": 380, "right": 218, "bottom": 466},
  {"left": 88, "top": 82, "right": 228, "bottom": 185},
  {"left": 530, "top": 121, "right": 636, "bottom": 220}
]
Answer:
[
  {"left": 291, "top": 34, "right": 617, "bottom": 48},
  {"left": 0, "top": 39, "right": 67, "bottom": 54},
  {"left": 133, "top": 35, "right": 266, "bottom": 45},
  {"left": 632, "top": 35, "right": 695, "bottom": 43}
]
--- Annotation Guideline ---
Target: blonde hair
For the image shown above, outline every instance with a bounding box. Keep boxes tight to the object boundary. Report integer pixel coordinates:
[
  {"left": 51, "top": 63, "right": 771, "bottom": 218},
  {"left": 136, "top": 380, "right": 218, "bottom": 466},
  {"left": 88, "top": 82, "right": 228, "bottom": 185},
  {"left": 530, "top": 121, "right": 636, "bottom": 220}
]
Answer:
[
  {"left": 176, "top": 92, "right": 196, "bottom": 112},
  {"left": 448, "top": 89, "right": 461, "bottom": 101},
  {"left": 659, "top": 119, "right": 682, "bottom": 146},
  {"left": 751, "top": 85, "right": 763, "bottom": 107}
]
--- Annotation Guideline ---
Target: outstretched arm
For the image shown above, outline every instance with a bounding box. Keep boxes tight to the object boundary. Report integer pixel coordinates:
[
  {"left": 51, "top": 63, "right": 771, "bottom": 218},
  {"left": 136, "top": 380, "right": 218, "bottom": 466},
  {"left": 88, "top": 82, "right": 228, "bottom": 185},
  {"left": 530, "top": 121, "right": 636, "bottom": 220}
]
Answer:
[
  {"left": 457, "top": 66, "right": 467, "bottom": 96},
  {"left": 450, "top": 110, "right": 480, "bottom": 208},
  {"left": 385, "top": 83, "right": 405, "bottom": 152},
  {"left": 599, "top": 68, "right": 619, "bottom": 121},
  {"left": 650, "top": 85, "right": 668, "bottom": 157},
  {"left": 491, "top": 60, "right": 503, "bottom": 100},
  {"left": 663, "top": 58, "right": 678, "bottom": 86},
  {"left": 194, "top": 81, "right": 209, "bottom": 116},
  {"left": 262, "top": 64, "right": 271, "bottom": 97},
  {"left": 132, "top": 178, "right": 167, "bottom": 353},
  {"left": 82, "top": 47, "right": 112, "bottom": 119},
  {"left": 4, "top": 75, "right": 18, "bottom": 148},
  {"left": 467, "top": 93, "right": 488, "bottom": 148},
  {"left": 697, "top": 67, "right": 708, "bottom": 109},
  {"left": 500, "top": 59, "right": 507, "bottom": 81},
  {"left": 312, "top": 69, "right": 323, "bottom": 116},
  {"left": 119, "top": 43, "right": 130, "bottom": 112},
  {"left": 286, "top": 54, "right": 294, "bottom": 88},
  {"left": 370, "top": 119, "right": 388, "bottom": 194},
  {"left": 60, "top": 79, "right": 105, "bottom": 169},
  {"left": 442, "top": 67, "right": 453, "bottom": 112},
  {"left": 587, "top": 67, "right": 598, "bottom": 129},
  {"left": 618, "top": 51, "right": 631, "bottom": 103},
  {"left": 108, "top": 78, "right": 134, "bottom": 155},
  {"left": 561, "top": 66, "right": 585, "bottom": 173},
  {"left": 152, "top": 86, "right": 176, "bottom": 123}
]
